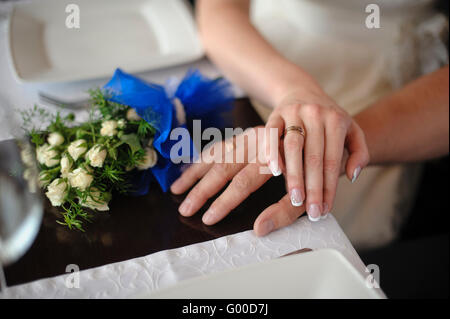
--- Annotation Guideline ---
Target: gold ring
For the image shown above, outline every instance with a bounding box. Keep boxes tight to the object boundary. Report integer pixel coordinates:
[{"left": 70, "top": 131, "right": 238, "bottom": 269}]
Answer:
[{"left": 284, "top": 126, "right": 305, "bottom": 138}]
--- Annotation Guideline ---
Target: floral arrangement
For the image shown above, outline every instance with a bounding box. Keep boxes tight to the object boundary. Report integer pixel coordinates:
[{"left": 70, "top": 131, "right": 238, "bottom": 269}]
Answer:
[{"left": 21, "top": 69, "right": 233, "bottom": 231}]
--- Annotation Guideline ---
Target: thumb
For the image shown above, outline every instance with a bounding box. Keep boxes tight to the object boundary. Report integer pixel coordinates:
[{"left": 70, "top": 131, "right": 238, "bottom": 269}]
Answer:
[{"left": 345, "top": 121, "right": 370, "bottom": 183}]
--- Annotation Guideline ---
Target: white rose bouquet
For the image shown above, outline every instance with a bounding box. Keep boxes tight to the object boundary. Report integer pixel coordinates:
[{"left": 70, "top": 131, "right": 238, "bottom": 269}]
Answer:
[
  {"left": 20, "top": 68, "right": 234, "bottom": 232},
  {"left": 21, "top": 89, "right": 158, "bottom": 231}
]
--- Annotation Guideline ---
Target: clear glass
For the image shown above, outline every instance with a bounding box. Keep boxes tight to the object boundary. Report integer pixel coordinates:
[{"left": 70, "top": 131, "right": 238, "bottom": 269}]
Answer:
[{"left": 0, "top": 140, "right": 43, "bottom": 293}]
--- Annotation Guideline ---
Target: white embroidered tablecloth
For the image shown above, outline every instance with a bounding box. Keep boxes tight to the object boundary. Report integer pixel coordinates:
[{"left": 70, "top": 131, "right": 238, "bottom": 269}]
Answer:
[
  {"left": 0, "top": 3, "right": 367, "bottom": 299},
  {"left": 1, "top": 215, "right": 367, "bottom": 298}
]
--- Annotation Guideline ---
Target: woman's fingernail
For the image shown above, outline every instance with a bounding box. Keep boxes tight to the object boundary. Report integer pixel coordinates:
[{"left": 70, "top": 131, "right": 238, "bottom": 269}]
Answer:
[
  {"left": 307, "top": 204, "right": 321, "bottom": 222},
  {"left": 258, "top": 219, "right": 274, "bottom": 236},
  {"left": 269, "top": 161, "right": 282, "bottom": 176},
  {"left": 321, "top": 203, "right": 329, "bottom": 219},
  {"left": 290, "top": 188, "right": 303, "bottom": 207},
  {"left": 351, "top": 166, "right": 361, "bottom": 183},
  {"left": 178, "top": 198, "right": 192, "bottom": 216},
  {"left": 202, "top": 208, "right": 215, "bottom": 225}
]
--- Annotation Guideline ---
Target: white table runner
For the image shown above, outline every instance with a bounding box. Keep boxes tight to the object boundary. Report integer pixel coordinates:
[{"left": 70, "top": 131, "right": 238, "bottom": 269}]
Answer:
[{"left": 2, "top": 215, "right": 367, "bottom": 298}]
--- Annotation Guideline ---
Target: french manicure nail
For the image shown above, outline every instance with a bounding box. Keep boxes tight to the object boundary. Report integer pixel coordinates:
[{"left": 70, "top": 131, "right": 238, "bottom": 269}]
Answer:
[
  {"left": 290, "top": 188, "right": 303, "bottom": 207},
  {"left": 178, "top": 198, "right": 192, "bottom": 216},
  {"left": 269, "top": 161, "right": 282, "bottom": 176},
  {"left": 321, "top": 203, "right": 329, "bottom": 219},
  {"left": 259, "top": 219, "right": 274, "bottom": 236},
  {"left": 351, "top": 166, "right": 361, "bottom": 183},
  {"left": 307, "top": 204, "right": 321, "bottom": 222}
]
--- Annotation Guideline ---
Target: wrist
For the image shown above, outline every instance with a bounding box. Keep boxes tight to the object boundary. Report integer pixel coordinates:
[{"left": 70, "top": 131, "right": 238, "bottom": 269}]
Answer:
[{"left": 269, "top": 66, "right": 325, "bottom": 108}]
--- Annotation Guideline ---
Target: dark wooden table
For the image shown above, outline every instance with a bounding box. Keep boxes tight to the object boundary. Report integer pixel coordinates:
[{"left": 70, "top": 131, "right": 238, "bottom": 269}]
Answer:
[{"left": 4, "top": 98, "right": 287, "bottom": 287}]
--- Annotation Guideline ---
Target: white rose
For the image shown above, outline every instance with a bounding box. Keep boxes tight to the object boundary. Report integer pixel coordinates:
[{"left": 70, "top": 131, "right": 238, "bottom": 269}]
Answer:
[
  {"left": 137, "top": 147, "right": 158, "bottom": 170},
  {"left": 47, "top": 132, "right": 64, "bottom": 146},
  {"left": 68, "top": 167, "right": 93, "bottom": 190},
  {"left": 100, "top": 120, "right": 118, "bottom": 137},
  {"left": 60, "top": 155, "right": 72, "bottom": 177},
  {"left": 86, "top": 144, "right": 107, "bottom": 168},
  {"left": 79, "top": 187, "right": 110, "bottom": 211},
  {"left": 117, "top": 119, "right": 126, "bottom": 129},
  {"left": 126, "top": 108, "right": 141, "bottom": 121},
  {"left": 68, "top": 139, "right": 87, "bottom": 161},
  {"left": 36, "top": 145, "right": 45, "bottom": 164},
  {"left": 36, "top": 144, "right": 59, "bottom": 167},
  {"left": 45, "top": 178, "right": 68, "bottom": 207}
]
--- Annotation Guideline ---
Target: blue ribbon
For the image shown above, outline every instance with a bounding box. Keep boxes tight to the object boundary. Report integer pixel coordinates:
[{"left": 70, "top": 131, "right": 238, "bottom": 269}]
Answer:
[{"left": 103, "top": 68, "right": 234, "bottom": 194}]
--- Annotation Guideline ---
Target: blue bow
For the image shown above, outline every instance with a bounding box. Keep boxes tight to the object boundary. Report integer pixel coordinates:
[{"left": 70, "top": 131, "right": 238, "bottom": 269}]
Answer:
[{"left": 103, "top": 68, "right": 234, "bottom": 194}]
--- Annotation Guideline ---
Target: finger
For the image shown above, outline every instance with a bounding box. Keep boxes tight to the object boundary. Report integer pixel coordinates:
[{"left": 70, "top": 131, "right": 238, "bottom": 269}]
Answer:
[
  {"left": 301, "top": 104, "right": 325, "bottom": 222},
  {"left": 322, "top": 116, "right": 347, "bottom": 218},
  {"left": 202, "top": 162, "right": 271, "bottom": 225},
  {"left": 345, "top": 121, "right": 370, "bottom": 183},
  {"left": 265, "top": 116, "right": 284, "bottom": 176},
  {"left": 253, "top": 193, "right": 306, "bottom": 236},
  {"left": 281, "top": 112, "right": 306, "bottom": 208},
  {"left": 178, "top": 162, "right": 246, "bottom": 217},
  {"left": 170, "top": 161, "right": 213, "bottom": 194}
]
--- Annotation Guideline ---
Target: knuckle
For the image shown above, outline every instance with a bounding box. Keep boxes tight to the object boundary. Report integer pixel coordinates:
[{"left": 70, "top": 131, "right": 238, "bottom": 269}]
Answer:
[
  {"left": 302, "top": 103, "right": 322, "bottom": 118},
  {"left": 329, "top": 112, "right": 349, "bottom": 131},
  {"left": 324, "top": 158, "right": 340, "bottom": 173},
  {"left": 189, "top": 187, "right": 205, "bottom": 202},
  {"left": 305, "top": 188, "right": 322, "bottom": 203},
  {"left": 231, "top": 171, "right": 252, "bottom": 192},
  {"left": 305, "top": 153, "right": 323, "bottom": 168},
  {"left": 212, "top": 163, "right": 234, "bottom": 177},
  {"left": 289, "top": 103, "right": 302, "bottom": 115}
]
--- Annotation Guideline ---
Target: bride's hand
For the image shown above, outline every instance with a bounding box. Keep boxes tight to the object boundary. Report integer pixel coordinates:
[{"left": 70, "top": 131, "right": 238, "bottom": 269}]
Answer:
[
  {"left": 265, "top": 87, "right": 370, "bottom": 221},
  {"left": 170, "top": 87, "right": 369, "bottom": 236},
  {"left": 170, "top": 127, "right": 304, "bottom": 236}
]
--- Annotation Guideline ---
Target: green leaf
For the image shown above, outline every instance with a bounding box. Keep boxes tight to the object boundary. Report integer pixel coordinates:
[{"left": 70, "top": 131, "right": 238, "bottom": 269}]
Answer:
[
  {"left": 120, "top": 133, "right": 142, "bottom": 154},
  {"left": 108, "top": 147, "right": 117, "bottom": 160}
]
